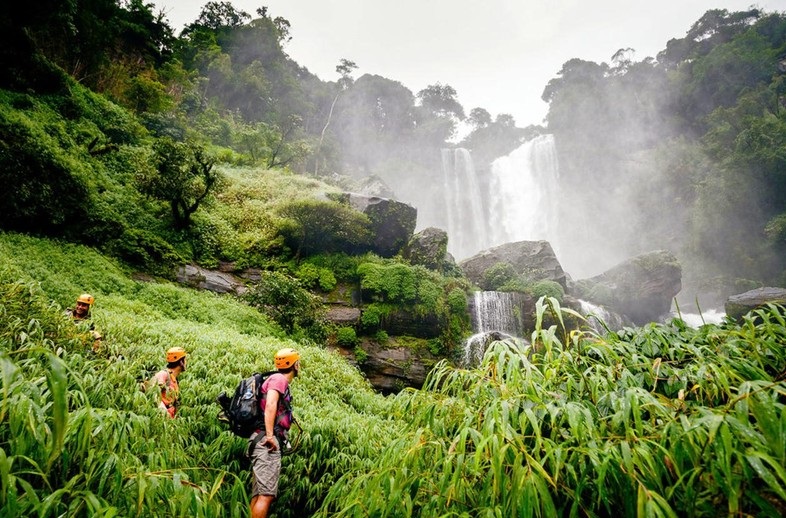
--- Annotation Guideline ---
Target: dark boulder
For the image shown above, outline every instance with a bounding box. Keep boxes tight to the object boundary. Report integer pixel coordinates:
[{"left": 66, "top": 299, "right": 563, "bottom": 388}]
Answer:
[
  {"left": 459, "top": 240, "right": 567, "bottom": 289},
  {"left": 725, "top": 287, "right": 786, "bottom": 321},
  {"left": 331, "top": 337, "right": 439, "bottom": 394},
  {"left": 573, "top": 250, "right": 682, "bottom": 325},
  {"left": 401, "top": 227, "right": 450, "bottom": 271}
]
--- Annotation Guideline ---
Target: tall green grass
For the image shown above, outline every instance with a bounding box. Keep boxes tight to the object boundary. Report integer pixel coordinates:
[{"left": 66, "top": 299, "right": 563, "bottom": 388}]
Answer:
[
  {"left": 0, "top": 231, "right": 399, "bottom": 517},
  {"left": 319, "top": 297, "right": 786, "bottom": 517}
]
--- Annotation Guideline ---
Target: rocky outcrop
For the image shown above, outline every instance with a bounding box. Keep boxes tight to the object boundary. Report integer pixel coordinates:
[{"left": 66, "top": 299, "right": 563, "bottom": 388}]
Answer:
[
  {"left": 572, "top": 250, "right": 682, "bottom": 325},
  {"left": 331, "top": 193, "right": 417, "bottom": 258},
  {"left": 331, "top": 337, "right": 439, "bottom": 394},
  {"left": 401, "top": 227, "right": 450, "bottom": 271},
  {"left": 725, "top": 287, "right": 786, "bottom": 321},
  {"left": 325, "top": 306, "right": 361, "bottom": 326},
  {"left": 459, "top": 240, "right": 567, "bottom": 289},
  {"left": 176, "top": 264, "right": 246, "bottom": 294}
]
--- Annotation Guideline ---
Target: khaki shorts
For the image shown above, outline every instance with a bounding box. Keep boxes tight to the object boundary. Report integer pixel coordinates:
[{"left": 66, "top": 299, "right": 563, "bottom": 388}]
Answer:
[{"left": 249, "top": 432, "right": 281, "bottom": 497}]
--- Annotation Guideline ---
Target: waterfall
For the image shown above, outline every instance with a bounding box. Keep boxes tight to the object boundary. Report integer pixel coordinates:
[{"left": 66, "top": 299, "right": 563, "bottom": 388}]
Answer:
[
  {"left": 439, "top": 135, "right": 560, "bottom": 262},
  {"left": 464, "top": 291, "right": 525, "bottom": 366},
  {"left": 470, "top": 291, "right": 523, "bottom": 335},
  {"left": 440, "top": 149, "right": 488, "bottom": 260},
  {"left": 487, "top": 134, "right": 560, "bottom": 253},
  {"left": 578, "top": 299, "right": 625, "bottom": 334}
]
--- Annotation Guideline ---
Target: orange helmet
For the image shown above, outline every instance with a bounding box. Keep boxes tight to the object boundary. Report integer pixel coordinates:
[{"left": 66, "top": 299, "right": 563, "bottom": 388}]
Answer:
[
  {"left": 166, "top": 346, "right": 187, "bottom": 363},
  {"left": 274, "top": 348, "right": 300, "bottom": 369},
  {"left": 77, "top": 293, "right": 95, "bottom": 305}
]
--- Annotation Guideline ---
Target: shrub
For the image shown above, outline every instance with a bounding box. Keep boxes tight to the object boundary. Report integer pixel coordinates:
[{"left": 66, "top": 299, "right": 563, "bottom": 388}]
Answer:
[
  {"left": 353, "top": 345, "right": 369, "bottom": 364},
  {"left": 480, "top": 262, "right": 516, "bottom": 290},
  {"left": 243, "top": 270, "right": 326, "bottom": 336},
  {"left": 336, "top": 326, "right": 358, "bottom": 348},
  {"left": 296, "top": 262, "right": 337, "bottom": 292},
  {"left": 276, "top": 199, "right": 373, "bottom": 257},
  {"left": 360, "top": 304, "right": 383, "bottom": 330},
  {"left": 526, "top": 279, "right": 564, "bottom": 301}
]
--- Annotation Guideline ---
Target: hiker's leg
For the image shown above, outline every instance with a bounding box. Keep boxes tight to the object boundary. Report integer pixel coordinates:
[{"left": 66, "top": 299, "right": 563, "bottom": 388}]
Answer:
[{"left": 251, "top": 495, "right": 274, "bottom": 518}]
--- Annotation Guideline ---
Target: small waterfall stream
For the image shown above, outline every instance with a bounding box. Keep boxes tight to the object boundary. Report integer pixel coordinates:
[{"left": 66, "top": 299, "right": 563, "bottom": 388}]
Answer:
[{"left": 464, "top": 291, "right": 525, "bottom": 366}]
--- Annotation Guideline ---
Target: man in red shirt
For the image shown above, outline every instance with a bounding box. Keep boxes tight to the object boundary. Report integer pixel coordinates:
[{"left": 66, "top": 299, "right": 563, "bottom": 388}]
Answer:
[{"left": 250, "top": 348, "right": 300, "bottom": 518}]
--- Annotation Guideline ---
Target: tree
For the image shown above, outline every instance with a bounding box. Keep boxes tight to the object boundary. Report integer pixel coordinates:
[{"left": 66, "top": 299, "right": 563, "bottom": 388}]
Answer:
[
  {"left": 137, "top": 138, "right": 222, "bottom": 229},
  {"left": 468, "top": 107, "right": 492, "bottom": 129},
  {"left": 315, "top": 58, "right": 357, "bottom": 175}
]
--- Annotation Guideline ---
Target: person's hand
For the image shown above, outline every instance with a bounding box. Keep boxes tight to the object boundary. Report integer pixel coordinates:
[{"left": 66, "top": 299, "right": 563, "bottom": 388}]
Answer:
[{"left": 262, "top": 435, "right": 278, "bottom": 451}]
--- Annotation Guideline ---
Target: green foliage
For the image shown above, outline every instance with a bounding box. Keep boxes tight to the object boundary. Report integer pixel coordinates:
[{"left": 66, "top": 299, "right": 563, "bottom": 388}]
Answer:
[
  {"left": 353, "top": 345, "right": 369, "bottom": 364},
  {"left": 320, "top": 297, "right": 786, "bottom": 516},
  {"left": 360, "top": 303, "right": 384, "bottom": 330},
  {"left": 277, "top": 199, "right": 373, "bottom": 257},
  {"left": 136, "top": 138, "right": 224, "bottom": 229},
  {"left": 374, "top": 330, "right": 389, "bottom": 343},
  {"left": 296, "top": 262, "right": 337, "bottom": 293},
  {"left": 526, "top": 279, "right": 565, "bottom": 302},
  {"left": 0, "top": 231, "right": 399, "bottom": 518},
  {"left": 335, "top": 327, "right": 358, "bottom": 348},
  {"left": 243, "top": 270, "right": 326, "bottom": 340},
  {"left": 480, "top": 262, "right": 516, "bottom": 290}
]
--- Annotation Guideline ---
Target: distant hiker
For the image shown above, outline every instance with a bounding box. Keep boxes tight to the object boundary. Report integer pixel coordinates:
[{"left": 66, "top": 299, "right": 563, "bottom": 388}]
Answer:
[
  {"left": 149, "top": 346, "right": 187, "bottom": 418},
  {"left": 65, "top": 293, "right": 102, "bottom": 352},
  {"left": 250, "top": 348, "right": 300, "bottom": 518}
]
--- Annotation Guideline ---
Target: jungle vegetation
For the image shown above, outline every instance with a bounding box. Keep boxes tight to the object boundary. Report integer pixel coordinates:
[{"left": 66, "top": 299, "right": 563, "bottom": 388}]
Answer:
[{"left": 1, "top": 2, "right": 786, "bottom": 516}]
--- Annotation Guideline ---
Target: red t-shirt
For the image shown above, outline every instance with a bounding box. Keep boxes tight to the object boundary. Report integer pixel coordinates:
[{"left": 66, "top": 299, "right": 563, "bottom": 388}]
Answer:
[{"left": 261, "top": 373, "right": 292, "bottom": 431}]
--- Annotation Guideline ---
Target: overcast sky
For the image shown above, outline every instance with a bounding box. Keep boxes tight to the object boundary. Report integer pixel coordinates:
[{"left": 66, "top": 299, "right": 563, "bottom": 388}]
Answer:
[{"left": 152, "top": 1, "right": 786, "bottom": 128}]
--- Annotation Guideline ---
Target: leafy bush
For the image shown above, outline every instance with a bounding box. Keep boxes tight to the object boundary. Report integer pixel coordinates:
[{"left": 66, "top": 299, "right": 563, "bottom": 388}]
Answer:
[
  {"left": 353, "top": 345, "right": 369, "bottom": 364},
  {"left": 480, "top": 262, "right": 516, "bottom": 290},
  {"left": 526, "top": 279, "right": 564, "bottom": 302},
  {"left": 336, "top": 326, "right": 358, "bottom": 347},
  {"left": 296, "top": 262, "right": 337, "bottom": 292},
  {"left": 243, "top": 270, "right": 326, "bottom": 340},
  {"left": 276, "top": 199, "right": 373, "bottom": 257},
  {"left": 360, "top": 303, "right": 384, "bottom": 330}
]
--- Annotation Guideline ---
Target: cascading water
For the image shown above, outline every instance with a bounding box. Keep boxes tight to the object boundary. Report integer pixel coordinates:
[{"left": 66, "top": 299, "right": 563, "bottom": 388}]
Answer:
[
  {"left": 464, "top": 291, "right": 525, "bottom": 366},
  {"left": 440, "top": 148, "right": 489, "bottom": 260},
  {"left": 487, "top": 134, "right": 561, "bottom": 255},
  {"left": 578, "top": 299, "right": 626, "bottom": 334},
  {"left": 439, "top": 135, "right": 560, "bottom": 262}
]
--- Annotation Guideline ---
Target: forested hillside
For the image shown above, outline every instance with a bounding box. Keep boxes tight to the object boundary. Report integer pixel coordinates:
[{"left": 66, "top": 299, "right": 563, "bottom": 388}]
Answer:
[{"left": 1, "top": 2, "right": 786, "bottom": 516}]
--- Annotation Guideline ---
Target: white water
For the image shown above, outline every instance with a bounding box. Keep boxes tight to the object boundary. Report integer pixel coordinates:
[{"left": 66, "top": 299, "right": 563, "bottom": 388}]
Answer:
[
  {"left": 672, "top": 309, "right": 726, "bottom": 327},
  {"left": 464, "top": 291, "right": 525, "bottom": 366},
  {"left": 441, "top": 149, "right": 489, "bottom": 260},
  {"left": 578, "top": 299, "right": 625, "bottom": 334},
  {"left": 439, "top": 135, "right": 560, "bottom": 261},
  {"left": 470, "top": 291, "right": 523, "bottom": 336},
  {"left": 487, "top": 135, "right": 560, "bottom": 250}
]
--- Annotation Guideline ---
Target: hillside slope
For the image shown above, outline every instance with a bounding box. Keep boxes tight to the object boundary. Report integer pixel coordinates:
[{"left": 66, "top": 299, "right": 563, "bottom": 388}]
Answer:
[{"left": 0, "top": 231, "right": 399, "bottom": 517}]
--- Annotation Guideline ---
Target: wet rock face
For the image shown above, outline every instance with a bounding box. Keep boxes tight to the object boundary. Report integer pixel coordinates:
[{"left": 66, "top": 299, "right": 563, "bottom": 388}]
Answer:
[
  {"left": 725, "top": 287, "right": 786, "bottom": 321},
  {"left": 573, "top": 250, "right": 682, "bottom": 325},
  {"left": 458, "top": 240, "right": 567, "bottom": 289},
  {"left": 401, "top": 227, "right": 450, "bottom": 271}
]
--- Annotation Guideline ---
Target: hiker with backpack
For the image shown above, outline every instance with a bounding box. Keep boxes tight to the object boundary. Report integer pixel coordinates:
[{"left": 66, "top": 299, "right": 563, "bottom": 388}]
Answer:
[{"left": 249, "top": 348, "right": 300, "bottom": 518}]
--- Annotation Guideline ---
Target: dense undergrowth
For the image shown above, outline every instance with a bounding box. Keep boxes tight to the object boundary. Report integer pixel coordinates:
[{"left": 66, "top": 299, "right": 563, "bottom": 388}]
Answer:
[
  {"left": 0, "top": 232, "right": 399, "bottom": 517},
  {"left": 2, "top": 231, "right": 786, "bottom": 517},
  {"left": 319, "top": 298, "right": 786, "bottom": 517}
]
